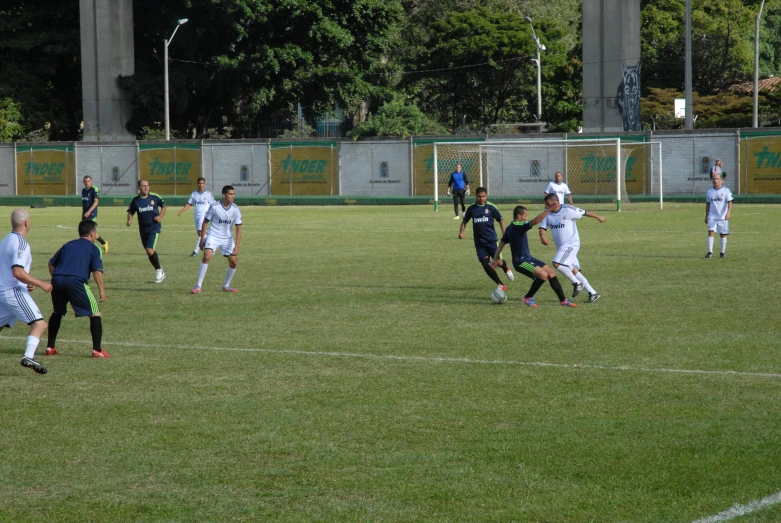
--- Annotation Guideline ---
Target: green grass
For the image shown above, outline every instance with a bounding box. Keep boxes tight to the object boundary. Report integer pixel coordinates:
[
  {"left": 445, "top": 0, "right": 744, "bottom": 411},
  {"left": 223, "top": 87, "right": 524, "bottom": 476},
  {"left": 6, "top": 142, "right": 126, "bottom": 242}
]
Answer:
[{"left": 1, "top": 203, "right": 780, "bottom": 522}]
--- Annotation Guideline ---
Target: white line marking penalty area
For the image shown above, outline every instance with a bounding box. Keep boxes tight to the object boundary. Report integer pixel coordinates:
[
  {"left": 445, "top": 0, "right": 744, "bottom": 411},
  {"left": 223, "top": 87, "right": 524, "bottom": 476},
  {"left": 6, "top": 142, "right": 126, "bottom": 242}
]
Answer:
[
  {"left": 692, "top": 490, "right": 781, "bottom": 522},
  {"left": 3, "top": 336, "right": 781, "bottom": 380}
]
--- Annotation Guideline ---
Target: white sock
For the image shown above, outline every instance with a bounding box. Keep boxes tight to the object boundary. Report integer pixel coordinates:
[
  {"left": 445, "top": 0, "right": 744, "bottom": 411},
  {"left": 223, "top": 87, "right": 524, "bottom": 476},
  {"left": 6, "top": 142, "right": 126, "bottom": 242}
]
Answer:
[
  {"left": 720, "top": 237, "right": 727, "bottom": 254},
  {"left": 196, "top": 262, "right": 209, "bottom": 287},
  {"left": 193, "top": 236, "right": 201, "bottom": 253},
  {"left": 707, "top": 236, "right": 714, "bottom": 253},
  {"left": 223, "top": 268, "right": 236, "bottom": 288},
  {"left": 575, "top": 272, "right": 596, "bottom": 294},
  {"left": 24, "top": 335, "right": 40, "bottom": 359},
  {"left": 556, "top": 265, "right": 579, "bottom": 284}
]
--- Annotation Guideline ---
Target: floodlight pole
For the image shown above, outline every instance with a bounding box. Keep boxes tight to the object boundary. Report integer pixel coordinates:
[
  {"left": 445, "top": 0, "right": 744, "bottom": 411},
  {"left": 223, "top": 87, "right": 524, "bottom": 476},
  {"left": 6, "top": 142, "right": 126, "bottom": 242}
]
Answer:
[
  {"left": 525, "top": 17, "right": 545, "bottom": 131},
  {"left": 753, "top": 0, "right": 766, "bottom": 128},
  {"left": 685, "top": 0, "right": 693, "bottom": 130},
  {"left": 164, "top": 18, "right": 188, "bottom": 141}
]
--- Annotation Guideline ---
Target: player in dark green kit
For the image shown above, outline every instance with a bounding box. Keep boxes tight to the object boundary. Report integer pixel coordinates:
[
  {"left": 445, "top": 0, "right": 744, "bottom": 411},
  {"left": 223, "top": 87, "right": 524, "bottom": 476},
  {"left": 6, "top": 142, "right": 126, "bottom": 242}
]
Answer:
[
  {"left": 81, "top": 176, "right": 108, "bottom": 253},
  {"left": 127, "top": 179, "right": 167, "bottom": 283},
  {"left": 491, "top": 205, "right": 576, "bottom": 307},
  {"left": 458, "top": 187, "right": 514, "bottom": 292},
  {"left": 45, "top": 220, "right": 109, "bottom": 357}
]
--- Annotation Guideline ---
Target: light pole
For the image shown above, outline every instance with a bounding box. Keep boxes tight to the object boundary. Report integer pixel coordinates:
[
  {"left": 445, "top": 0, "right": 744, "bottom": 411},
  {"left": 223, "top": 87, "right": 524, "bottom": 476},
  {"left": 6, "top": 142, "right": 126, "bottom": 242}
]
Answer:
[
  {"left": 164, "top": 18, "right": 188, "bottom": 140},
  {"left": 753, "top": 0, "right": 767, "bottom": 128},
  {"left": 525, "top": 17, "right": 546, "bottom": 130},
  {"left": 684, "top": 0, "right": 693, "bottom": 130}
]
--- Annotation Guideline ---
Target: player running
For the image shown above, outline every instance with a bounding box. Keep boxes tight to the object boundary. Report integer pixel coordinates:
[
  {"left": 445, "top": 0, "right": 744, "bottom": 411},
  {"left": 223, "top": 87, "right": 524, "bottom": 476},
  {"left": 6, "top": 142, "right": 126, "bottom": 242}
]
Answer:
[
  {"left": 492, "top": 205, "right": 575, "bottom": 307},
  {"left": 539, "top": 194, "right": 606, "bottom": 303},
  {"left": 126, "top": 180, "right": 167, "bottom": 283},
  {"left": 543, "top": 171, "right": 574, "bottom": 205},
  {"left": 191, "top": 185, "right": 242, "bottom": 294},
  {"left": 459, "top": 187, "right": 514, "bottom": 294},
  {"left": 45, "top": 220, "right": 109, "bottom": 358},
  {"left": 81, "top": 176, "right": 108, "bottom": 253},
  {"left": 704, "top": 172, "right": 733, "bottom": 258},
  {"left": 0, "top": 209, "right": 52, "bottom": 374},
  {"left": 178, "top": 177, "right": 216, "bottom": 256}
]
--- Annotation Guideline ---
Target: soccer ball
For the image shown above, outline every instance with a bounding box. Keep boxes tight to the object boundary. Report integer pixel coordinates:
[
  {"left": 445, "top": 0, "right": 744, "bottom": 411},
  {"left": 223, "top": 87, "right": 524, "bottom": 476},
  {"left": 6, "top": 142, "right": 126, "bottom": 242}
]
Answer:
[{"left": 491, "top": 288, "right": 507, "bottom": 304}]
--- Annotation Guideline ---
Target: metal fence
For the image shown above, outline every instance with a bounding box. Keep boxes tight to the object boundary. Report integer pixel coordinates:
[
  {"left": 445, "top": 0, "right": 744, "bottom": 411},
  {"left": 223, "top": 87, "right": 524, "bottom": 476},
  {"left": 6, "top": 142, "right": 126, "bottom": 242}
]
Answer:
[{"left": 1, "top": 130, "right": 779, "bottom": 198}]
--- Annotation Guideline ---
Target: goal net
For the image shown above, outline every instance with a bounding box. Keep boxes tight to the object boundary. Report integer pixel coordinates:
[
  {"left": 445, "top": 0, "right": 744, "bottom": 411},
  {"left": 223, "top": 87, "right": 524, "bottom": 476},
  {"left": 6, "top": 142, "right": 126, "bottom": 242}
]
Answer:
[{"left": 432, "top": 139, "right": 663, "bottom": 210}]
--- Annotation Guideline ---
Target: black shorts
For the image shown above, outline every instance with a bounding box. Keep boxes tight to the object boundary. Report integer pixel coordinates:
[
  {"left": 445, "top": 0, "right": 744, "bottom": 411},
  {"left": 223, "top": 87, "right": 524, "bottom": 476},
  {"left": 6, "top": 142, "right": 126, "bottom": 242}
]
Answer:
[
  {"left": 51, "top": 276, "right": 100, "bottom": 317},
  {"left": 475, "top": 242, "right": 501, "bottom": 261},
  {"left": 140, "top": 230, "right": 161, "bottom": 250},
  {"left": 513, "top": 256, "right": 546, "bottom": 279}
]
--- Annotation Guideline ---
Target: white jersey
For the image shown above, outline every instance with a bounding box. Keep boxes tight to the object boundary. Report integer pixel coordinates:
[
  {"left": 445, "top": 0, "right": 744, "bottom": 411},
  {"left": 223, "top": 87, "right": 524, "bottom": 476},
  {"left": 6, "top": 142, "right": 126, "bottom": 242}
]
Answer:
[
  {"left": 204, "top": 202, "right": 242, "bottom": 240},
  {"left": 706, "top": 186, "right": 733, "bottom": 220},
  {"left": 188, "top": 190, "right": 216, "bottom": 218},
  {"left": 538, "top": 204, "right": 586, "bottom": 248},
  {"left": 0, "top": 231, "right": 32, "bottom": 290},
  {"left": 544, "top": 181, "right": 572, "bottom": 205}
]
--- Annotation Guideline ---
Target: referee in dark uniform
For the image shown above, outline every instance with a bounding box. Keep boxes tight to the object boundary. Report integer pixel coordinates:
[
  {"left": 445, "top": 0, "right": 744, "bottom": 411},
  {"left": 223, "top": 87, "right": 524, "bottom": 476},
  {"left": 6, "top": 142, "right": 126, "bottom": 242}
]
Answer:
[{"left": 45, "top": 220, "right": 109, "bottom": 358}]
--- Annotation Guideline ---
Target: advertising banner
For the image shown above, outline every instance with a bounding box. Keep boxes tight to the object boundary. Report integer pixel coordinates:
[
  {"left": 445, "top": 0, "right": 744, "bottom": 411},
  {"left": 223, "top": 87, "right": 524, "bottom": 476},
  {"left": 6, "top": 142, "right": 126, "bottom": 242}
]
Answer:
[
  {"left": 741, "top": 134, "right": 781, "bottom": 194},
  {"left": 16, "top": 145, "right": 74, "bottom": 195},
  {"left": 138, "top": 143, "right": 200, "bottom": 194},
  {"left": 270, "top": 142, "right": 335, "bottom": 196}
]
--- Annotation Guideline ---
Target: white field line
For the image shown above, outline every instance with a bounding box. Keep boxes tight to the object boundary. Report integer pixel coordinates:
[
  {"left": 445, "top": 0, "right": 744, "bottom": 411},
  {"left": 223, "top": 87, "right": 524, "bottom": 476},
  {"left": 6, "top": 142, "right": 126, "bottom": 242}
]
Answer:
[
  {"left": 3, "top": 336, "right": 781, "bottom": 379},
  {"left": 692, "top": 490, "right": 781, "bottom": 522}
]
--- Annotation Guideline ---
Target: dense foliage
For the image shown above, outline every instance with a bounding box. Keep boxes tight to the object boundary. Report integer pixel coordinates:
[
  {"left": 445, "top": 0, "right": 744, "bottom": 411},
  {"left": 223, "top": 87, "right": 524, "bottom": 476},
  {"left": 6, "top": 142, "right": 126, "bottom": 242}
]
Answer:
[{"left": 0, "top": 0, "right": 779, "bottom": 139}]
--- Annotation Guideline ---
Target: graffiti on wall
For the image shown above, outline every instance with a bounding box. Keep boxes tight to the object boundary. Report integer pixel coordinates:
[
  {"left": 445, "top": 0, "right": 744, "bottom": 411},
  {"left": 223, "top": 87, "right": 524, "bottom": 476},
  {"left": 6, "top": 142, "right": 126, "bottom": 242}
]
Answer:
[{"left": 616, "top": 63, "right": 641, "bottom": 132}]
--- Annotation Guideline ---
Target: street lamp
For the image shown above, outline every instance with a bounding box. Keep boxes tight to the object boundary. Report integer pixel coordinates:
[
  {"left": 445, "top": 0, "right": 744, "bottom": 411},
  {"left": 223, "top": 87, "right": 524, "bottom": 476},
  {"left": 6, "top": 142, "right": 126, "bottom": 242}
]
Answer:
[
  {"left": 164, "top": 18, "right": 189, "bottom": 140},
  {"left": 753, "top": 0, "right": 767, "bottom": 128},
  {"left": 524, "top": 17, "right": 546, "bottom": 130}
]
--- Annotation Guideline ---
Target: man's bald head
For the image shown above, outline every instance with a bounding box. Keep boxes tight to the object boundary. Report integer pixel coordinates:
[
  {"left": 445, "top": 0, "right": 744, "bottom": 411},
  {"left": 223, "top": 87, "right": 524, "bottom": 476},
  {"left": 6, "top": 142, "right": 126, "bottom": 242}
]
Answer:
[{"left": 11, "top": 209, "right": 29, "bottom": 230}]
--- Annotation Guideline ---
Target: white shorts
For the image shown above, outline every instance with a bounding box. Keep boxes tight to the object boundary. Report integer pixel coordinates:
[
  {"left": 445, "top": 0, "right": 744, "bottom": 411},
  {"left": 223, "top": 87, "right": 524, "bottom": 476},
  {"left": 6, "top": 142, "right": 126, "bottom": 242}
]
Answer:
[
  {"left": 204, "top": 236, "right": 236, "bottom": 256},
  {"left": 194, "top": 214, "right": 207, "bottom": 232},
  {"left": 553, "top": 245, "right": 581, "bottom": 269},
  {"left": 0, "top": 287, "right": 44, "bottom": 328},
  {"left": 708, "top": 217, "right": 729, "bottom": 235}
]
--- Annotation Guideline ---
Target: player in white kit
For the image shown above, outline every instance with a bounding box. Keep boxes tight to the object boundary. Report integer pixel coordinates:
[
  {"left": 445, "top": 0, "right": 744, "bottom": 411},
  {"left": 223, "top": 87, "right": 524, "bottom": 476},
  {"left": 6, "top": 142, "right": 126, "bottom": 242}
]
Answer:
[
  {"left": 191, "top": 185, "right": 243, "bottom": 294},
  {"left": 178, "top": 178, "right": 216, "bottom": 256},
  {"left": 543, "top": 171, "right": 574, "bottom": 205},
  {"left": 0, "top": 210, "right": 53, "bottom": 374},
  {"left": 704, "top": 172, "right": 733, "bottom": 258},
  {"left": 539, "top": 193, "right": 606, "bottom": 303}
]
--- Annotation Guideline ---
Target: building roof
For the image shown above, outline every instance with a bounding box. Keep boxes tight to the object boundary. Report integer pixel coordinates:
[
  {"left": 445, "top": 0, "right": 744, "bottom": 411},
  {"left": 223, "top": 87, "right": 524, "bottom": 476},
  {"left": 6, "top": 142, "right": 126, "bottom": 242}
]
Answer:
[{"left": 729, "top": 77, "right": 781, "bottom": 94}]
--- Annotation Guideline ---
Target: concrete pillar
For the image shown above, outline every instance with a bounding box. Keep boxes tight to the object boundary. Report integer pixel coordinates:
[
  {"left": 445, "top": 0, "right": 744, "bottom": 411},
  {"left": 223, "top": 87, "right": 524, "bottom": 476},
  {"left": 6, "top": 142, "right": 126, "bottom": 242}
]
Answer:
[
  {"left": 80, "top": 0, "right": 135, "bottom": 141},
  {"left": 582, "top": 0, "right": 641, "bottom": 132}
]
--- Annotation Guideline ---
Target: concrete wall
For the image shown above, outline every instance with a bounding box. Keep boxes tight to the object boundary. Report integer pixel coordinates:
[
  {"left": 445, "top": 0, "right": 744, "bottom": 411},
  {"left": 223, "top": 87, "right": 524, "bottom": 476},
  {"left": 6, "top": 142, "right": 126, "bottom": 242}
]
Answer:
[
  {"left": 80, "top": 0, "right": 135, "bottom": 141},
  {"left": 582, "top": 0, "right": 642, "bottom": 132},
  {"left": 0, "top": 145, "right": 16, "bottom": 195},
  {"left": 1, "top": 132, "right": 778, "bottom": 198},
  {"left": 340, "top": 142, "right": 411, "bottom": 196}
]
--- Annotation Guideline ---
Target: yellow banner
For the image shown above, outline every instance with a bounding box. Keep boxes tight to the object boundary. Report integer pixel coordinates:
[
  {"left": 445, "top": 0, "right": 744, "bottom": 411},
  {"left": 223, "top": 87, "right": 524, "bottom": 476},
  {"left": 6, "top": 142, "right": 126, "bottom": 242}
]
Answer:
[
  {"left": 16, "top": 147, "right": 74, "bottom": 195},
  {"left": 138, "top": 145, "right": 200, "bottom": 194},
  {"left": 270, "top": 144, "right": 334, "bottom": 196},
  {"left": 741, "top": 136, "right": 781, "bottom": 193},
  {"left": 566, "top": 144, "right": 647, "bottom": 196},
  {"left": 413, "top": 144, "right": 482, "bottom": 196}
]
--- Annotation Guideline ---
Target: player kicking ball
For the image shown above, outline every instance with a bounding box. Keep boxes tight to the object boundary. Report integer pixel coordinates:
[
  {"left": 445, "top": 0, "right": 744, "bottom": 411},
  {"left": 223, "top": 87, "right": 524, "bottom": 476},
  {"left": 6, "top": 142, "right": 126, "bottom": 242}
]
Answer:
[
  {"left": 492, "top": 205, "right": 576, "bottom": 307},
  {"left": 538, "top": 194, "right": 606, "bottom": 303},
  {"left": 191, "top": 185, "right": 242, "bottom": 294}
]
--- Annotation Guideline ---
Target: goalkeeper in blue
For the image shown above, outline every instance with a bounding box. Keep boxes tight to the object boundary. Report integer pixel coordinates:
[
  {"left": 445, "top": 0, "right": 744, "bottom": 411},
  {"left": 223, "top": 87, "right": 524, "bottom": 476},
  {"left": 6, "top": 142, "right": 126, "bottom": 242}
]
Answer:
[
  {"left": 447, "top": 164, "right": 470, "bottom": 219},
  {"left": 491, "top": 205, "right": 576, "bottom": 308}
]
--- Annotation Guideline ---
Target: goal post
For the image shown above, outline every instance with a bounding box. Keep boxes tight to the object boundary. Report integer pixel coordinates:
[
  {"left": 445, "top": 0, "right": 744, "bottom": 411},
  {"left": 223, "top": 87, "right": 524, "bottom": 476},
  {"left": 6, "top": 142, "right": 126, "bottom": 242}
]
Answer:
[{"left": 431, "top": 139, "right": 663, "bottom": 211}]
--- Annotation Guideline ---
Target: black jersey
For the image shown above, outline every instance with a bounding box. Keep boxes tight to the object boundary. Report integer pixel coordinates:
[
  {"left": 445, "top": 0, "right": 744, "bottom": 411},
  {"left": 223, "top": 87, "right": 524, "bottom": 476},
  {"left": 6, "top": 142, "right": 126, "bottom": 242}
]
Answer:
[{"left": 463, "top": 202, "right": 503, "bottom": 246}]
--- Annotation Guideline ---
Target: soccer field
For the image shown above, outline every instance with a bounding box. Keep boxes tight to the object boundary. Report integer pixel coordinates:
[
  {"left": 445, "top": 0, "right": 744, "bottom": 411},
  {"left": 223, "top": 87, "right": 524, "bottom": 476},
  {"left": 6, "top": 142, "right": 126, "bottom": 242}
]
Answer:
[{"left": 1, "top": 203, "right": 780, "bottom": 522}]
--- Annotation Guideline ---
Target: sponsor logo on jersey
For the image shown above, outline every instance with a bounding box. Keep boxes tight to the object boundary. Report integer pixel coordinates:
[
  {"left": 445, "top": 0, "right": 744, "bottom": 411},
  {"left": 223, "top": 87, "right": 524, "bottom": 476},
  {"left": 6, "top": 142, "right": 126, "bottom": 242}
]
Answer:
[
  {"left": 551, "top": 223, "right": 566, "bottom": 229},
  {"left": 216, "top": 219, "right": 233, "bottom": 225},
  {"left": 138, "top": 205, "right": 155, "bottom": 212},
  {"left": 473, "top": 216, "right": 490, "bottom": 223},
  {"left": 711, "top": 197, "right": 723, "bottom": 202}
]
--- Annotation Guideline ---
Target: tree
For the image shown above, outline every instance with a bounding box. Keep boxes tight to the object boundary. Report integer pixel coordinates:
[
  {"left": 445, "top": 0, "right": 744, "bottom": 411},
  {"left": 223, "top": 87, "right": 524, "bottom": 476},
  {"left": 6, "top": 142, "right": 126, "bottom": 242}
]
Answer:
[
  {"left": 0, "top": 98, "right": 25, "bottom": 142},
  {"left": 120, "top": 0, "right": 405, "bottom": 138},
  {"left": 405, "top": 9, "right": 567, "bottom": 131},
  {"left": 0, "top": 0, "right": 82, "bottom": 140},
  {"left": 348, "top": 97, "right": 447, "bottom": 139}
]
